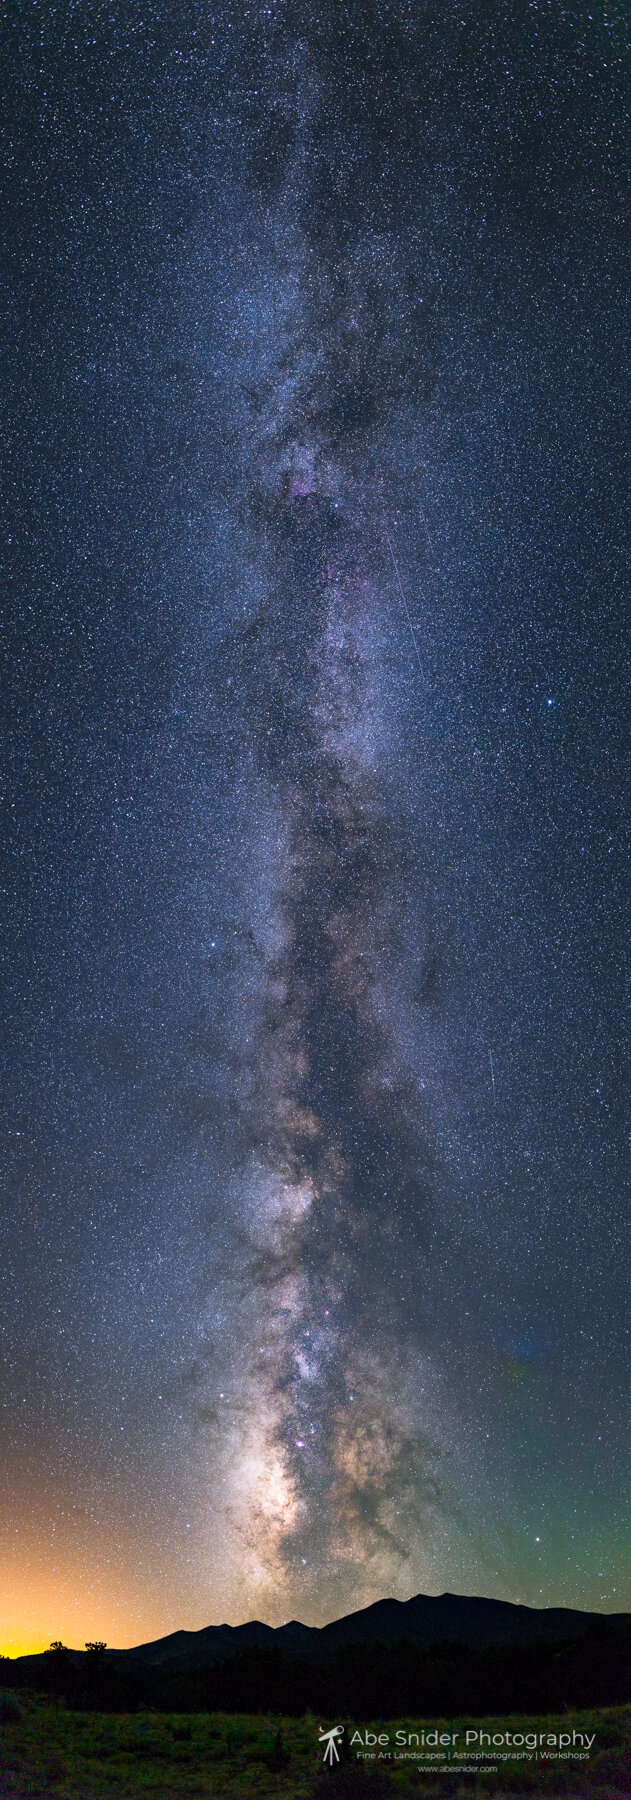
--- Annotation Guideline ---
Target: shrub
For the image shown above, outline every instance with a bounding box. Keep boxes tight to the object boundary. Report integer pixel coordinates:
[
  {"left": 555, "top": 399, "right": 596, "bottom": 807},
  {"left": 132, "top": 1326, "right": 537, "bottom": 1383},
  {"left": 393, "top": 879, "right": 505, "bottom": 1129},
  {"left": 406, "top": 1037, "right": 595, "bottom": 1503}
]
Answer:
[
  {"left": 43, "top": 1746, "right": 66, "bottom": 1784},
  {"left": 0, "top": 1690, "right": 21, "bottom": 1723}
]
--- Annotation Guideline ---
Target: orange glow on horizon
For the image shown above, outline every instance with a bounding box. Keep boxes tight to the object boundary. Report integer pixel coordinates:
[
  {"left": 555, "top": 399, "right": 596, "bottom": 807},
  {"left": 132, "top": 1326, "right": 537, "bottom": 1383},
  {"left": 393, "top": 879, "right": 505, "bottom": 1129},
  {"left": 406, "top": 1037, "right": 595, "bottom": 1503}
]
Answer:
[
  {"left": 0, "top": 1541, "right": 190, "bottom": 1661},
  {"left": 1, "top": 1634, "right": 54, "bottom": 1659}
]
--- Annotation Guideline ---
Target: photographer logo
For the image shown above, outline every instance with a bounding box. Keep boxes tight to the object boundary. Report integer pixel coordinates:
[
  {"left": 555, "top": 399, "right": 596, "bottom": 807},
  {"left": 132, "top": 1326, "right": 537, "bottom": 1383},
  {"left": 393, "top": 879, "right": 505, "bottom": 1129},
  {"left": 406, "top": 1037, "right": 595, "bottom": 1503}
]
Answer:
[{"left": 319, "top": 1724, "right": 344, "bottom": 1765}]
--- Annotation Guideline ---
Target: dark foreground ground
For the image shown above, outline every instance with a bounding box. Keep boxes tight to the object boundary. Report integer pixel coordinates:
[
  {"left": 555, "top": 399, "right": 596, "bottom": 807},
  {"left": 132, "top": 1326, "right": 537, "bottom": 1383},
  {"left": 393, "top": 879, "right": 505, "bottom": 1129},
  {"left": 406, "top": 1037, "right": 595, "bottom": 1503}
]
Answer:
[{"left": 0, "top": 1696, "right": 628, "bottom": 1799}]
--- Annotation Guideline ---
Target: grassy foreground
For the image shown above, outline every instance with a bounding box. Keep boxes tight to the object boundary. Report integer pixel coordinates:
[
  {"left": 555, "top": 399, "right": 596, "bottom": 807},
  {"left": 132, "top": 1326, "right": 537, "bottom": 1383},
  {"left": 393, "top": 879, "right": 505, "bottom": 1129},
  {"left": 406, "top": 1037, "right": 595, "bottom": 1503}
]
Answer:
[{"left": 0, "top": 1695, "right": 628, "bottom": 1798}]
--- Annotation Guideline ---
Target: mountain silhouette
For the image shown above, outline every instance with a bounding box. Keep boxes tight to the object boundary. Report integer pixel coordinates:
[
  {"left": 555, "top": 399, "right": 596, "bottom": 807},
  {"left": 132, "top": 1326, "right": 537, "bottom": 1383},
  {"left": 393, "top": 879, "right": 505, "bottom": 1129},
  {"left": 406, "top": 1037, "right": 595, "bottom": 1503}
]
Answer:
[{"left": 12, "top": 1591, "right": 629, "bottom": 1673}]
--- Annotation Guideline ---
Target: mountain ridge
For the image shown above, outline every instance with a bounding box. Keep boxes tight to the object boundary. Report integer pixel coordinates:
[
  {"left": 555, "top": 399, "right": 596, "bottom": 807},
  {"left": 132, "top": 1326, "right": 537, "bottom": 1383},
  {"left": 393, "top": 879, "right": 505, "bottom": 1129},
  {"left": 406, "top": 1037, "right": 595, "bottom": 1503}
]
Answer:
[{"left": 10, "top": 1591, "right": 631, "bottom": 1671}]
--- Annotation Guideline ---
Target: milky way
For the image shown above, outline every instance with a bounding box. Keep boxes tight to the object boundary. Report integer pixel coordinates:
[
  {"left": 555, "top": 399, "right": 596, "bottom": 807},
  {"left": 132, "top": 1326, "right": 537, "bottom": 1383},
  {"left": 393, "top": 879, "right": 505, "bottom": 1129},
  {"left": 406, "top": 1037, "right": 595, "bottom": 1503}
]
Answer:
[
  {"left": 2, "top": 0, "right": 630, "bottom": 1650},
  {"left": 203, "top": 207, "right": 451, "bottom": 1613}
]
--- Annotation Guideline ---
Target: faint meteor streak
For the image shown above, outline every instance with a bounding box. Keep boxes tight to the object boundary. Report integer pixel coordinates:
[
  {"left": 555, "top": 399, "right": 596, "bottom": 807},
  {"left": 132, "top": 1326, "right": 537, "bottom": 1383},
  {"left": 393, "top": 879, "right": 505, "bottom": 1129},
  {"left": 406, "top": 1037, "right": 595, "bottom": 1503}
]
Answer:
[
  {"left": 383, "top": 523, "right": 425, "bottom": 677},
  {"left": 489, "top": 1048, "right": 496, "bottom": 1107}
]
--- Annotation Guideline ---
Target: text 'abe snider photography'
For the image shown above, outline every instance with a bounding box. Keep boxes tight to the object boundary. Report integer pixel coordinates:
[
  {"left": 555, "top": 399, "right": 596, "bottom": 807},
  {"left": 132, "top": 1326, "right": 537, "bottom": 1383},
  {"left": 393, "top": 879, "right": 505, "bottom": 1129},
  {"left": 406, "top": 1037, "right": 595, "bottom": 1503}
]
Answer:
[{"left": 347, "top": 1725, "right": 596, "bottom": 1762}]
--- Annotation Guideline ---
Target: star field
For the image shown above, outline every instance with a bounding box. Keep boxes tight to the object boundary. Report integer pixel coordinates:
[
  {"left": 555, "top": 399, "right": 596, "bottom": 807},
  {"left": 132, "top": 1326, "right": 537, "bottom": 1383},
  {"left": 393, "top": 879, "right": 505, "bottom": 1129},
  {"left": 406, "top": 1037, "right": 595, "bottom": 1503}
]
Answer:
[{"left": 1, "top": 0, "right": 629, "bottom": 1653}]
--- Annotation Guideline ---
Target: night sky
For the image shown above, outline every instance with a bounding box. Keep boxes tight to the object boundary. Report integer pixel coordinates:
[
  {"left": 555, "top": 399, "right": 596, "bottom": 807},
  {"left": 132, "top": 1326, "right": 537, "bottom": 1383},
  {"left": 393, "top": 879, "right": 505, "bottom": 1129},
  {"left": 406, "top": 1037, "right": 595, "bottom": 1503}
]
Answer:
[{"left": 1, "top": 1, "right": 630, "bottom": 1655}]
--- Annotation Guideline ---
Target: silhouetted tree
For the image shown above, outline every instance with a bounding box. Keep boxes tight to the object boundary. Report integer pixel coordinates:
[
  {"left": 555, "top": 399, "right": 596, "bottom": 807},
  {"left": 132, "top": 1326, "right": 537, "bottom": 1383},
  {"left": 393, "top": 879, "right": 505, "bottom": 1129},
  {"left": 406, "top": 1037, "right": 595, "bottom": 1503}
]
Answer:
[{"left": 43, "top": 1641, "right": 71, "bottom": 1708}]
